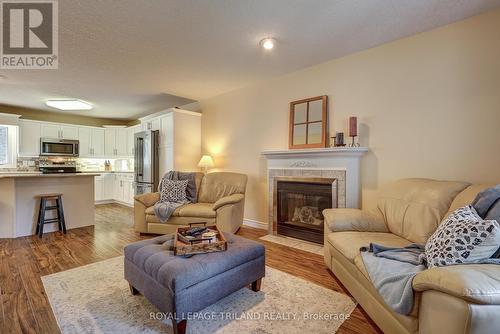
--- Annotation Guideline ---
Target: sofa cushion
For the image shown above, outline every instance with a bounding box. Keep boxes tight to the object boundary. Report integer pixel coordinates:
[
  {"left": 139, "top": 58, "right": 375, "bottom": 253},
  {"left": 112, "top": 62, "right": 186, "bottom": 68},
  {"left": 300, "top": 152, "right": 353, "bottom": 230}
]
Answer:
[
  {"left": 326, "top": 231, "right": 410, "bottom": 263},
  {"left": 146, "top": 203, "right": 215, "bottom": 222},
  {"left": 145, "top": 205, "right": 181, "bottom": 217},
  {"left": 377, "top": 178, "right": 470, "bottom": 244},
  {"left": 177, "top": 202, "right": 216, "bottom": 218},
  {"left": 198, "top": 172, "right": 247, "bottom": 203}
]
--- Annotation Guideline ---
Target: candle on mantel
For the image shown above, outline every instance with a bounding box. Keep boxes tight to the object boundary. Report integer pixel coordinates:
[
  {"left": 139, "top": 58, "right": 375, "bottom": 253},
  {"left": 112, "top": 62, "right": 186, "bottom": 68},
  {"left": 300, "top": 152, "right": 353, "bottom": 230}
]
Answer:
[{"left": 349, "top": 117, "right": 357, "bottom": 137}]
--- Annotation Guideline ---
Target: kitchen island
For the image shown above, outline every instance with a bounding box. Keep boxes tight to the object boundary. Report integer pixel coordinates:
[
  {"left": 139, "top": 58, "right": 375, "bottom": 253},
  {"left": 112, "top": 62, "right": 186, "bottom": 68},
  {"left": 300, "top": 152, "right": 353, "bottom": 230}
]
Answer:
[{"left": 0, "top": 173, "right": 99, "bottom": 238}]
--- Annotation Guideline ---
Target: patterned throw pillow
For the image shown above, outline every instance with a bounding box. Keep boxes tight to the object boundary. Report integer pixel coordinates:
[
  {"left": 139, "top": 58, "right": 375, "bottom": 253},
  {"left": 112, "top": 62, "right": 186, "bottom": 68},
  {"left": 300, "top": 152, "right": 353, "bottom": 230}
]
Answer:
[
  {"left": 160, "top": 179, "right": 189, "bottom": 203},
  {"left": 425, "top": 205, "right": 500, "bottom": 268}
]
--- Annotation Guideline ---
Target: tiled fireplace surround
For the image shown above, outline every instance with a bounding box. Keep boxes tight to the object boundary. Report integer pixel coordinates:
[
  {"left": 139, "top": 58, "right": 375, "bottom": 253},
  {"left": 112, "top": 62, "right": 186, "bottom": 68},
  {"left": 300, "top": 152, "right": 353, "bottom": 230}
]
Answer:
[{"left": 262, "top": 147, "right": 368, "bottom": 236}]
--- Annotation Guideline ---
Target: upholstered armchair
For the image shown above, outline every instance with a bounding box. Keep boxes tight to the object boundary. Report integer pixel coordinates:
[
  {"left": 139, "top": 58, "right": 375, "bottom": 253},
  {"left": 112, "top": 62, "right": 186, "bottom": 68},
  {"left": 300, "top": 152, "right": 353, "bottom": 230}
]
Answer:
[{"left": 134, "top": 172, "right": 248, "bottom": 234}]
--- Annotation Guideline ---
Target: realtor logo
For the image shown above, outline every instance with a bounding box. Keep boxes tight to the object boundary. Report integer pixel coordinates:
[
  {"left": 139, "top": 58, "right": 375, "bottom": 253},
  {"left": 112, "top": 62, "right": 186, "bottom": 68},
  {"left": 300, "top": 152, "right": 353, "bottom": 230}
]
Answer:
[{"left": 1, "top": 0, "right": 58, "bottom": 69}]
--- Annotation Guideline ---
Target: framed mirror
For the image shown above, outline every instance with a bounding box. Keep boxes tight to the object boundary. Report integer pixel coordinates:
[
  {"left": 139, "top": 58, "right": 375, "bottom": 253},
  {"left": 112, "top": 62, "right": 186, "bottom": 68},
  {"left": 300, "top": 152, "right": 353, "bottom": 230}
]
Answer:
[{"left": 289, "top": 95, "right": 328, "bottom": 149}]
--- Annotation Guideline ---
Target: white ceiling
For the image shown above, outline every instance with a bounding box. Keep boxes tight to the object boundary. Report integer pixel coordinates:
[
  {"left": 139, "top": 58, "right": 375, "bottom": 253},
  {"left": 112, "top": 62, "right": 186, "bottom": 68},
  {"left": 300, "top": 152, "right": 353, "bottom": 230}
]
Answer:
[{"left": 1, "top": 0, "right": 500, "bottom": 120}]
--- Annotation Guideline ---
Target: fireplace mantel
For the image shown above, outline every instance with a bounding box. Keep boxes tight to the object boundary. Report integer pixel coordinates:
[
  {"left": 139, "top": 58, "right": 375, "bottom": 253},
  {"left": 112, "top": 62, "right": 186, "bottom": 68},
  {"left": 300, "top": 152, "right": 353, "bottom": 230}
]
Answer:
[
  {"left": 261, "top": 147, "right": 369, "bottom": 158},
  {"left": 262, "top": 147, "right": 368, "bottom": 212}
]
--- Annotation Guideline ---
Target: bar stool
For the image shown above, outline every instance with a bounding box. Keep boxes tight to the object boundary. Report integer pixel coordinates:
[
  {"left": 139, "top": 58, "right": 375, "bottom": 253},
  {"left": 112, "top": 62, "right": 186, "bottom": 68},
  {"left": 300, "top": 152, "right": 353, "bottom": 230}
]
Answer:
[{"left": 36, "top": 193, "right": 67, "bottom": 238}]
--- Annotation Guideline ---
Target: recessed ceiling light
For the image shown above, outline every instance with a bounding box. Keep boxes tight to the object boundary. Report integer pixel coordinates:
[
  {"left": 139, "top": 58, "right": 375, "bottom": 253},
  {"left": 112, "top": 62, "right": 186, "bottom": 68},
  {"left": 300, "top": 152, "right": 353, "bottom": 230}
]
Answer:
[
  {"left": 260, "top": 38, "right": 276, "bottom": 50},
  {"left": 46, "top": 99, "right": 93, "bottom": 111}
]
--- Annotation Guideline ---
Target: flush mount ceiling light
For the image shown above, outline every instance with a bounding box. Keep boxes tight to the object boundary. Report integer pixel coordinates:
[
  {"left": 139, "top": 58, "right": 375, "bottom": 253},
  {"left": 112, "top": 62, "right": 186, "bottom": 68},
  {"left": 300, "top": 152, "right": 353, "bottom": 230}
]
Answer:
[
  {"left": 46, "top": 99, "right": 93, "bottom": 110},
  {"left": 260, "top": 37, "right": 276, "bottom": 50}
]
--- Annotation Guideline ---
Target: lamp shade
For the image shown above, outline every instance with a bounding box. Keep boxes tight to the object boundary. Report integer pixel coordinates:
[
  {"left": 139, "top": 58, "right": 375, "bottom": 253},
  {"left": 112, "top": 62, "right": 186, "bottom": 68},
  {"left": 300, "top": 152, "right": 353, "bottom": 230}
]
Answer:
[{"left": 198, "top": 155, "right": 214, "bottom": 168}]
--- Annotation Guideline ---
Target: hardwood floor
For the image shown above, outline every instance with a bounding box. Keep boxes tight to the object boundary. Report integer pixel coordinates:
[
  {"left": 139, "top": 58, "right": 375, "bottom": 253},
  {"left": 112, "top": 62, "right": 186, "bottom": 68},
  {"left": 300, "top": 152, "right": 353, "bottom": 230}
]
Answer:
[{"left": 0, "top": 203, "right": 381, "bottom": 334}]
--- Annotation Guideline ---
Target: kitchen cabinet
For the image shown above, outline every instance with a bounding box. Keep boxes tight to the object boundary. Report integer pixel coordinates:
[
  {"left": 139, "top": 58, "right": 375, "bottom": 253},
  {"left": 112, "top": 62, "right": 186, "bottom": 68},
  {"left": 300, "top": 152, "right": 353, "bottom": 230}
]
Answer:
[
  {"left": 94, "top": 173, "right": 134, "bottom": 206},
  {"left": 105, "top": 127, "right": 128, "bottom": 157},
  {"left": 139, "top": 109, "right": 201, "bottom": 176},
  {"left": 126, "top": 125, "right": 141, "bottom": 156},
  {"left": 18, "top": 120, "right": 41, "bottom": 156},
  {"left": 18, "top": 119, "right": 135, "bottom": 159},
  {"left": 94, "top": 175, "right": 104, "bottom": 201},
  {"left": 41, "top": 123, "right": 78, "bottom": 139},
  {"left": 78, "top": 127, "right": 105, "bottom": 157},
  {"left": 113, "top": 174, "right": 124, "bottom": 202},
  {"left": 141, "top": 118, "right": 160, "bottom": 132},
  {"left": 160, "top": 113, "right": 173, "bottom": 147},
  {"left": 103, "top": 173, "right": 114, "bottom": 200}
]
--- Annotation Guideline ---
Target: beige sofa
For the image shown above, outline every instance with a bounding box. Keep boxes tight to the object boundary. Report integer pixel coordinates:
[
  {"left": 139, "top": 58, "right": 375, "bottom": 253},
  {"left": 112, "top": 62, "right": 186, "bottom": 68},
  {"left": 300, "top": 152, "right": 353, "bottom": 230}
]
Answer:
[
  {"left": 134, "top": 172, "right": 247, "bottom": 234},
  {"left": 323, "top": 178, "right": 500, "bottom": 334}
]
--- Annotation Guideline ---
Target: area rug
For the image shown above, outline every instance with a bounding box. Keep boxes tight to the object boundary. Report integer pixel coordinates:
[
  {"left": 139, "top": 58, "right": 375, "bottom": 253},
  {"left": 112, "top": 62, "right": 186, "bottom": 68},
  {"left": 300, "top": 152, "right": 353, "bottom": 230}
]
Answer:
[
  {"left": 259, "top": 234, "right": 324, "bottom": 255},
  {"left": 42, "top": 256, "right": 355, "bottom": 334}
]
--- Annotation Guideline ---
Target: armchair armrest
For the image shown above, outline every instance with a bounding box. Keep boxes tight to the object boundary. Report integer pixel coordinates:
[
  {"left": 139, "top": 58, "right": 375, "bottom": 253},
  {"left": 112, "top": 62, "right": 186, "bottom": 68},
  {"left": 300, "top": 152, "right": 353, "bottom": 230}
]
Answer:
[
  {"left": 323, "top": 208, "right": 388, "bottom": 233},
  {"left": 134, "top": 192, "right": 160, "bottom": 207},
  {"left": 413, "top": 264, "right": 500, "bottom": 305},
  {"left": 213, "top": 194, "right": 245, "bottom": 211}
]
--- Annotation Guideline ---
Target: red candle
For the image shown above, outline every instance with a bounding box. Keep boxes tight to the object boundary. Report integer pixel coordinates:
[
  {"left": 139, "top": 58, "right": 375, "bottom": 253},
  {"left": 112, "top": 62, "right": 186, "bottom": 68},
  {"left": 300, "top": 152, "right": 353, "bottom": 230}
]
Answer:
[{"left": 349, "top": 117, "right": 357, "bottom": 137}]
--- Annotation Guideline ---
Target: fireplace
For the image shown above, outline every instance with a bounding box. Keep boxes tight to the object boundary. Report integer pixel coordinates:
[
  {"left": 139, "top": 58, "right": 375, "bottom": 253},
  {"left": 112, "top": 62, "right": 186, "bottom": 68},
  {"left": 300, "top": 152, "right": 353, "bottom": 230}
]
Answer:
[{"left": 274, "top": 177, "right": 337, "bottom": 244}]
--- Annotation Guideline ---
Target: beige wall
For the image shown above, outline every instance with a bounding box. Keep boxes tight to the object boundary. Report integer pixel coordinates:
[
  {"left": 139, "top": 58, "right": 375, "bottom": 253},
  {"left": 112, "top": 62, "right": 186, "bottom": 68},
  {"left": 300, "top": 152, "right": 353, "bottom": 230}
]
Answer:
[
  {"left": 200, "top": 9, "right": 500, "bottom": 225},
  {"left": 0, "top": 104, "right": 131, "bottom": 127}
]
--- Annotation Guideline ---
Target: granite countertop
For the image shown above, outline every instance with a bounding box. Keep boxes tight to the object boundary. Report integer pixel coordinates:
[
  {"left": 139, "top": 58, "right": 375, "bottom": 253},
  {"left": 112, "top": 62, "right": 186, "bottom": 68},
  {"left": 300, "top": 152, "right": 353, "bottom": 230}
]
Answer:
[
  {"left": 0, "top": 172, "right": 101, "bottom": 178},
  {"left": 79, "top": 170, "right": 134, "bottom": 174}
]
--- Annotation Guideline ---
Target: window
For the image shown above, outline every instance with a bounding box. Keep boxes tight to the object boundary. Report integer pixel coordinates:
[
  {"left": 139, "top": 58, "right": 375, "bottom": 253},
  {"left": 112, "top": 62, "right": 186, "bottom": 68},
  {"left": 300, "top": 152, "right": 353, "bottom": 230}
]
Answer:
[{"left": 0, "top": 125, "right": 17, "bottom": 168}]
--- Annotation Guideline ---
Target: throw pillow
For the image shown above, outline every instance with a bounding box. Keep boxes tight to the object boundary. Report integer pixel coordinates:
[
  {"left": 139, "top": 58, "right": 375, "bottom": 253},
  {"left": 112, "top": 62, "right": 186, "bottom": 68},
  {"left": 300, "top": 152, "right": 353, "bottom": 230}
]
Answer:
[
  {"left": 425, "top": 205, "right": 500, "bottom": 268},
  {"left": 160, "top": 179, "right": 189, "bottom": 203}
]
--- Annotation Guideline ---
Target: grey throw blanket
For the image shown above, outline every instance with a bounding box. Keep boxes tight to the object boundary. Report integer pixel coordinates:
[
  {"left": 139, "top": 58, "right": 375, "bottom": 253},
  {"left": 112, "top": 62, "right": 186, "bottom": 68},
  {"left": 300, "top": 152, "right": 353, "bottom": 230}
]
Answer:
[
  {"left": 361, "top": 243, "right": 426, "bottom": 315},
  {"left": 154, "top": 171, "right": 197, "bottom": 223},
  {"left": 472, "top": 184, "right": 500, "bottom": 258},
  {"left": 361, "top": 243, "right": 500, "bottom": 315}
]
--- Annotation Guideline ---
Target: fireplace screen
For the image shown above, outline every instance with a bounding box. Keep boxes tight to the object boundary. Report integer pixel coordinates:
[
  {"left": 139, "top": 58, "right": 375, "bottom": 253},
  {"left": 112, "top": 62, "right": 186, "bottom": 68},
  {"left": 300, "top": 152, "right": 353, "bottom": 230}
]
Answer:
[{"left": 276, "top": 179, "right": 334, "bottom": 244}]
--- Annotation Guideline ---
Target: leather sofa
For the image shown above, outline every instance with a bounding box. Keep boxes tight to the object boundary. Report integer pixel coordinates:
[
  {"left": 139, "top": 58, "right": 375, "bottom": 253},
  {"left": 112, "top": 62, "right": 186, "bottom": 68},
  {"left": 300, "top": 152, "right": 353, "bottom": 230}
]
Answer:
[
  {"left": 323, "top": 178, "right": 500, "bottom": 334},
  {"left": 134, "top": 172, "right": 247, "bottom": 234}
]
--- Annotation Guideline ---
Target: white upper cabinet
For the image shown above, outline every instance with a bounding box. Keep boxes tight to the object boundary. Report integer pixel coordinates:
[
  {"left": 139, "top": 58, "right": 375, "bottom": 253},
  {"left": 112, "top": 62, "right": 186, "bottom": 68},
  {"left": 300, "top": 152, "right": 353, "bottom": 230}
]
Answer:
[
  {"left": 105, "top": 127, "right": 129, "bottom": 157},
  {"left": 18, "top": 120, "right": 41, "bottom": 157},
  {"left": 141, "top": 118, "right": 160, "bottom": 132},
  {"left": 78, "top": 127, "right": 92, "bottom": 157},
  {"left": 78, "top": 127, "right": 105, "bottom": 157},
  {"left": 126, "top": 125, "right": 141, "bottom": 156},
  {"left": 60, "top": 125, "right": 78, "bottom": 139},
  {"left": 159, "top": 113, "right": 174, "bottom": 147},
  {"left": 92, "top": 128, "right": 105, "bottom": 156},
  {"left": 139, "top": 109, "right": 201, "bottom": 176},
  {"left": 41, "top": 123, "right": 78, "bottom": 140},
  {"left": 104, "top": 128, "right": 116, "bottom": 156},
  {"left": 115, "top": 128, "right": 127, "bottom": 156},
  {"left": 40, "top": 123, "right": 59, "bottom": 138}
]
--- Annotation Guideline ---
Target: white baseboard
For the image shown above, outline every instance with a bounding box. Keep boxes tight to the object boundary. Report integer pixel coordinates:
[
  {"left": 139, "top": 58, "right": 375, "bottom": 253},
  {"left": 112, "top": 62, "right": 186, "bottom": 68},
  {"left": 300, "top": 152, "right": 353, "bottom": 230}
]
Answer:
[
  {"left": 243, "top": 219, "right": 268, "bottom": 230},
  {"left": 95, "top": 200, "right": 133, "bottom": 208}
]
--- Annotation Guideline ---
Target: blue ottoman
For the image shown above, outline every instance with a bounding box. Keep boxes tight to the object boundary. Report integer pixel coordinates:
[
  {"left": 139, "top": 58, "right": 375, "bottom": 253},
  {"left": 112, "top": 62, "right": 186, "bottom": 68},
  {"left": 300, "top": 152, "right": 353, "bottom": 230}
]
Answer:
[{"left": 124, "top": 233, "right": 265, "bottom": 334}]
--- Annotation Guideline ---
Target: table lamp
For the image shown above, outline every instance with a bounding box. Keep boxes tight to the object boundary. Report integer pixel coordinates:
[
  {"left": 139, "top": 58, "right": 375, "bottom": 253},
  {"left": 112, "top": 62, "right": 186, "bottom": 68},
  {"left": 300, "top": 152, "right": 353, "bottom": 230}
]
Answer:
[{"left": 198, "top": 155, "right": 214, "bottom": 173}]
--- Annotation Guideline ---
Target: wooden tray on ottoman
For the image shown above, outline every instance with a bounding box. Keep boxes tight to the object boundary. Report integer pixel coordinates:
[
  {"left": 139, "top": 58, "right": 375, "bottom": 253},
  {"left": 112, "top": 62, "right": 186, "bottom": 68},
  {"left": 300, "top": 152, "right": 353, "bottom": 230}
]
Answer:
[{"left": 174, "top": 223, "right": 228, "bottom": 256}]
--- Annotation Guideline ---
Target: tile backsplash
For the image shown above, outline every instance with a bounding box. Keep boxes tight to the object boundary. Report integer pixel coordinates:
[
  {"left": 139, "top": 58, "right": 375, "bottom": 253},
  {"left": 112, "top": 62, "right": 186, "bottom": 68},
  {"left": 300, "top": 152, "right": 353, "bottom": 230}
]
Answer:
[
  {"left": 16, "top": 157, "right": 39, "bottom": 171},
  {"left": 14, "top": 157, "right": 134, "bottom": 172}
]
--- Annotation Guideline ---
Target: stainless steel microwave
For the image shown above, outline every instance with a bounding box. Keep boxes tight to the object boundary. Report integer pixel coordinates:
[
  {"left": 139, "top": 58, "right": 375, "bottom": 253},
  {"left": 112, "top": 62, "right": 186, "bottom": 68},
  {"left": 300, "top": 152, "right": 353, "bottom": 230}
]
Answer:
[{"left": 40, "top": 138, "right": 79, "bottom": 157}]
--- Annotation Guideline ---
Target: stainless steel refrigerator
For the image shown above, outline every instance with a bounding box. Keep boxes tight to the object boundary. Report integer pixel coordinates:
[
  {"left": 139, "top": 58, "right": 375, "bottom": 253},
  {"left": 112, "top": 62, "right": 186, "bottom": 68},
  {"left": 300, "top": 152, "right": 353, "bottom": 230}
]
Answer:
[{"left": 134, "top": 130, "right": 159, "bottom": 195}]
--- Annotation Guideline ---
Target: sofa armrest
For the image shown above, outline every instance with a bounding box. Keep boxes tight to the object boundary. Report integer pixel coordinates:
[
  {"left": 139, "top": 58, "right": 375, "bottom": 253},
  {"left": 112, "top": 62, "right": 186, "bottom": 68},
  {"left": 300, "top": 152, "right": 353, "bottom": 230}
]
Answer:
[
  {"left": 413, "top": 264, "right": 500, "bottom": 305},
  {"left": 213, "top": 194, "right": 245, "bottom": 211},
  {"left": 322, "top": 208, "right": 388, "bottom": 233},
  {"left": 134, "top": 192, "right": 160, "bottom": 207}
]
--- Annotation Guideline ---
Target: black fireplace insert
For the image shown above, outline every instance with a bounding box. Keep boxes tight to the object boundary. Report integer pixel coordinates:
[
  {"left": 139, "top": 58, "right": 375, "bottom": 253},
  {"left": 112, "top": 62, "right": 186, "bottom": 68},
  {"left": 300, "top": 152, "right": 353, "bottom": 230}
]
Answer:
[{"left": 275, "top": 177, "right": 336, "bottom": 244}]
